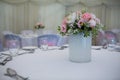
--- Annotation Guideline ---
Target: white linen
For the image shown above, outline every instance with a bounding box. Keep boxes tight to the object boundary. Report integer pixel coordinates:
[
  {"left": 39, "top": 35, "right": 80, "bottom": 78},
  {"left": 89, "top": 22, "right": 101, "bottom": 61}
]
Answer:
[{"left": 0, "top": 48, "right": 120, "bottom": 80}]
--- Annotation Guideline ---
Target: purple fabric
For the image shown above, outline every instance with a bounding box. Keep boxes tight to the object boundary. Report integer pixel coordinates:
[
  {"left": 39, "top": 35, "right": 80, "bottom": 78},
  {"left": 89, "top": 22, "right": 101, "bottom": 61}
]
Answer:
[
  {"left": 6, "top": 40, "right": 20, "bottom": 49},
  {"left": 96, "top": 31, "right": 119, "bottom": 45},
  {"left": 0, "top": 40, "right": 3, "bottom": 51},
  {"left": 105, "top": 31, "right": 118, "bottom": 44},
  {"left": 4, "top": 34, "right": 21, "bottom": 48},
  {"left": 96, "top": 31, "right": 107, "bottom": 46},
  {"left": 38, "top": 34, "right": 60, "bottom": 47}
]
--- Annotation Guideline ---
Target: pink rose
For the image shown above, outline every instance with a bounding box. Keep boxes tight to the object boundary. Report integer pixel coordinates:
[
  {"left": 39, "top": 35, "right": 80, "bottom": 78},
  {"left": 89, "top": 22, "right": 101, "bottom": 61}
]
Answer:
[
  {"left": 89, "top": 19, "right": 96, "bottom": 27},
  {"left": 62, "top": 18, "right": 67, "bottom": 25},
  {"left": 61, "top": 24, "right": 67, "bottom": 33},
  {"left": 77, "top": 19, "right": 84, "bottom": 28},
  {"left": 82, "top": 13, "right": 91, "bottom": 22}
]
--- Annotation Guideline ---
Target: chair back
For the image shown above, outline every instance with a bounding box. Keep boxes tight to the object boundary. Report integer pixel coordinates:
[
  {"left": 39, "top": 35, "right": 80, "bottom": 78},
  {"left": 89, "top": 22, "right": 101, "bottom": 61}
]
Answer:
[
  {"left": 21, "top": 30, "right": 34, "bottom": 36},
  {"left": 111, "top": 29, "right": 120, "bottom": 42},
  {"left": 37, "top": 34, "right": 61, "bottom": 47},
  {"left": 43, "top": 30, "right": 54, "bottom": 34},
  {"left": 2, "top": 31, "right": 13, "bottom": 35},
  {"left": 0, "top": 39, "right": 3, "bottom": 52},
  {"left": 105, "top": 31, "right": 118, "bottom": 44},
  {"left": 96, "top": 31, "right": 107, "bottom": 46},
  {"left": 4, "top": 34, "right": 21, "bottom": 48}
]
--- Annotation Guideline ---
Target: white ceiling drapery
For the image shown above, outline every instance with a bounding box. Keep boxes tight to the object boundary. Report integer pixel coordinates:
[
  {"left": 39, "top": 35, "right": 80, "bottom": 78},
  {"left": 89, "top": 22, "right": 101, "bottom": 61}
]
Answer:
[
  {"left": 1, "top": 0, "right": 28, "bottom": 4},
  {"left": 1, "top": 0, "right": 120, "bottom": 6},
  {"left": 0, "top": 0, "right": 120, "bottom": 37}
]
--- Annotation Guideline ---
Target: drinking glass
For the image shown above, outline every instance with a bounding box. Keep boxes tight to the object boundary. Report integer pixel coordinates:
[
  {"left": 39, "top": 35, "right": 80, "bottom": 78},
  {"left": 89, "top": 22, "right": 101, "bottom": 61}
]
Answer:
[
  {"left": 41, "top": 38, "right": 48, "bottom": 51},
  {"left": 107, "top": 39, "right": 116, "bottom": 51},
  {"left": 7, "top": 40, "right": 20, "bottom": 56}
]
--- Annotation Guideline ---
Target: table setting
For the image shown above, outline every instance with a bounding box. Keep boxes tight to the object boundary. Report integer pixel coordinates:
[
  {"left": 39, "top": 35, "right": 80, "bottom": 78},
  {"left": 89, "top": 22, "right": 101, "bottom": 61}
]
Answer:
[
  {"left": 0, "top": 8, "right": 120, "bottom": 80},
  {"left": 0, "top": 44, "right": 120, "bottom": 80}
]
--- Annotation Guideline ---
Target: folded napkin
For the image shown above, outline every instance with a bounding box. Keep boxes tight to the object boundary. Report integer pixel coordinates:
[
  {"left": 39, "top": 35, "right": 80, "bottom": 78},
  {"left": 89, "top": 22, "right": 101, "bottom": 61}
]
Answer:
[{"left": 0, "top": 54, "right": 12, "bottom": 65}]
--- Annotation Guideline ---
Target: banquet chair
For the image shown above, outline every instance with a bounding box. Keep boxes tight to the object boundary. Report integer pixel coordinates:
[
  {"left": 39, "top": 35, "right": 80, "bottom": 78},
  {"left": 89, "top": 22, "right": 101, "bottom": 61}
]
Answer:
[
  {"left": 95, "top": 30, "right": 108, "bottom": 46},
  {"left": 21, "top": 37, "right": 38, "bottom": 48},
  {"left": 20, "top": 30, "right": 38, "bottom": 47},
  {"left": 37, "top": 34, "right": 63, "bottom": 47},
  {"left": 111, "top": 29, "right": 120, "bottom": 42},
  {"left": 105, "top": 31, "right": 119, "bottom": 44},
  {"left": 21, "top": 30, "right": 34, "bottom": 36},
  {"left": 2, "top": 30, "right": 13, "bottom": 35},
  {"left": 43, "top": 30, "right": 54, "bottom": 34},
  {"left": 4, "top": 34, "right": 22, "bottom": 49},
  {"left": 0, "top": 39, "right": 3, "bottom": 52}
]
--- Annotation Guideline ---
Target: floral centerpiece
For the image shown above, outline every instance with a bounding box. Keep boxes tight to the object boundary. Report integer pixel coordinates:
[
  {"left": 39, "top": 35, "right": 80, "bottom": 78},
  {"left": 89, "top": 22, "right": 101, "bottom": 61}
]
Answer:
[
  {"left": 34, "top": 22, "right": 45, "bottom": 29},
  {"left": 34, "top": 22, "right": 45, "bottom": 35},
  {"left": 58, "top": 9, "right": 103, "bottom": 37},
  {"left": 58, "top": 9, "right": 103, "bottom": 63}
]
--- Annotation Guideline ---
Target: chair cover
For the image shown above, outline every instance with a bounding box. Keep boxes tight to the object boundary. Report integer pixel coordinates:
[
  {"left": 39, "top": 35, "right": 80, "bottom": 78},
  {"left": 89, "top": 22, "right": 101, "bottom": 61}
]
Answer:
[
  {"left": 105, "top": 31, "right": 119, "bottom": 44},
  {"left": 21, "top": 30, "right": 34, "bottom": 36},
  {"left": 37, "top": 34, "right": 62, "bottom": 47},
  {"left": 96, "top": 31, "right": 107, "bottom": 46},
  {"left": 0, "top": 39, "right": 3, "bottom": 52},
  {"left": 4, "top": 34, "right": 22, "bottom": 49}
]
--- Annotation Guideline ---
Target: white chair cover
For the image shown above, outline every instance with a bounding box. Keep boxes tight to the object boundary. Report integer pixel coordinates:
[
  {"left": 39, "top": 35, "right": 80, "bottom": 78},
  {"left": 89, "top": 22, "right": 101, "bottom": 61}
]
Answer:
[
  {"left": 2, "top": 31, "right": 13, "bottom": 35},
  {"left": 21, "top": 30, "right": 34, "bottom": 36}
]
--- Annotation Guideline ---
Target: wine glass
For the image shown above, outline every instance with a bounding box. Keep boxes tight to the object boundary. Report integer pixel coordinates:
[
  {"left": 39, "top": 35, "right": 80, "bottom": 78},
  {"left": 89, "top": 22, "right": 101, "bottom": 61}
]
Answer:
[
  {"left": 41, "top": 38, "right": 48, "bottom": 51},
  {"left": 107, "top": 39, "right": 116, "bottom": 51},
  {"left": 7, "top": 40, "right": 20, "bottom": 56}
]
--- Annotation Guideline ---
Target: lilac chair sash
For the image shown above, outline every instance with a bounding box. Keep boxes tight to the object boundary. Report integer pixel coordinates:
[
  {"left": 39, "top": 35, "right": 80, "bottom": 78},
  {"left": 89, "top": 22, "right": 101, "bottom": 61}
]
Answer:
[
  {"left": 4, "top": 34, "right": 21, "bottom": 48},
  {"left": 37, "top": 34, "right": 61, "bottom": 47},
  {"left": 105, "top": 31, "right": 118, "bottom": 44},
  {"left": 0, "top": 39, "right": 3, "bottom": 51}
]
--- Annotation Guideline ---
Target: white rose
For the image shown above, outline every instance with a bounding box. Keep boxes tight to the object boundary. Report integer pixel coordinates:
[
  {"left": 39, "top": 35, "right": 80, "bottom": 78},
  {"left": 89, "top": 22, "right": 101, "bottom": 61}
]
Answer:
[
  {"left": 67, "top": 12, "right": 76, "bottom": 23},
  {"left": 89, "top": 19, "right": 96, "bottom": 27},
  {"left": 91, "top": 13, "right": 96, "bottom": 19}
]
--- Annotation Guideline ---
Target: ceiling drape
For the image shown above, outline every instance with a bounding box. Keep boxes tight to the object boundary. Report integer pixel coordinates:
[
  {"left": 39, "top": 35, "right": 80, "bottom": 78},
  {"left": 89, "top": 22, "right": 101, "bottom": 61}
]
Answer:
[
  {"left": 0, "top": 0, "right": 120, "bottom": 38},
  {"left": 0, "top": 1, "right": 65, "bottom": 36}
]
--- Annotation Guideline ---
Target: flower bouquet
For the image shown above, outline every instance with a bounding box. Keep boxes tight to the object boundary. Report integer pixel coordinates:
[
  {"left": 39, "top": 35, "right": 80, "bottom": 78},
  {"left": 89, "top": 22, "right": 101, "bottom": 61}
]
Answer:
[
  {"left": 58, "top": 9, "right": 103, "bottom": 37},
  {"left": 34, "top": 22, "right": 45, "bottom": 29},
  {"left": 58, "top": 9, "right": 104, "bottom": 62}
]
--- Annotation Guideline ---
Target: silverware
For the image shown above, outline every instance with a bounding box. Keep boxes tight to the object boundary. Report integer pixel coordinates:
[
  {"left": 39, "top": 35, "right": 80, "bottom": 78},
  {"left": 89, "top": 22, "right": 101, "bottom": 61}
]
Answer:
[
  {"left": 5, "top": 68, "right": 29, "bottom": 80},
  {"left": 0, "top": 53, "right": 12, "bottom": 65},
  {"left": 59, "top": 46, "right": 68, "bottom": 50}
]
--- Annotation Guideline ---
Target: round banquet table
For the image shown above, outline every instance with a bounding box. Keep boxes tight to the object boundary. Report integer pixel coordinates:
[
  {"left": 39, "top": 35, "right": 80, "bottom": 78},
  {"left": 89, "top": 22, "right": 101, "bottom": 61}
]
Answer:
[{"left": 0, "top": 47, "right": 120, "bottom": 80}]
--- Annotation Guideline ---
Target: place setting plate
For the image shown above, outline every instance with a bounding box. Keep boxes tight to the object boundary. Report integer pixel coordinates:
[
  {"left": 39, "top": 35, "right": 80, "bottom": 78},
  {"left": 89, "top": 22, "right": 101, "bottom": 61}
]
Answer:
[
  {"left": 114, "top": 45, "right": 120, "bottom": 52},
  {"left": 92, "top": 46, "right": 102, "bottom": 50},
  {"left": 22, "top": 46, "right": 38, "bottom": 50}
]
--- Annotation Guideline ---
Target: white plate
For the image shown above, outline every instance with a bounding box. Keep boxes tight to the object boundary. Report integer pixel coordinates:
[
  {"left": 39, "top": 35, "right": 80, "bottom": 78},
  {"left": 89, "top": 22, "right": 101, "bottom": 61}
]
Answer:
[
  {"left": 92, "top": 46, "right": 102, "bottom": 50},
  {"left": 22, "top": 46, "right": 38, "bottom": 50},
  {"left": 48, "top": 46, "right": 60, "bottom": 50},
  {"left": 114, "top": 45, "right": 120, "bottom": 52}
]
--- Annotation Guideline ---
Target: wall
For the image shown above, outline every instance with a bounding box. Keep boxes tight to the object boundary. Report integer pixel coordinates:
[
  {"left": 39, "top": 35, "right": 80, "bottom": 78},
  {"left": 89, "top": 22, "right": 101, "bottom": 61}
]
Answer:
[
  {"left": 66, "top": 2, "right": 120, "bottom": 30},
  {"left": 106, "top": 6, "right": 120, "bottom": 30},
  {"left": 0, "top": 0, "right": 120, "bottom": 37},
  {"left": 0, "top": 1, "right": 65, "bottom": 37}
]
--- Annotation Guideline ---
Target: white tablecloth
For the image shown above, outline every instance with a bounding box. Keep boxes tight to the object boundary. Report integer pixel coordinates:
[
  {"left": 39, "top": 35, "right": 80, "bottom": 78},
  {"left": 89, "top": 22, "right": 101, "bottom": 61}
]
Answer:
[{"left": 0, "top": 47, "right": 120, "bottom": 80}]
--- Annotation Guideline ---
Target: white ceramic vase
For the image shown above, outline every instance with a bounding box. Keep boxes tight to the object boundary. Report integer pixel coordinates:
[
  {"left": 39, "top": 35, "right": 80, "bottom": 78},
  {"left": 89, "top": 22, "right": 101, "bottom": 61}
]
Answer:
[{"left": 69, "top": 33, "right": 92, "bottom": 63}]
